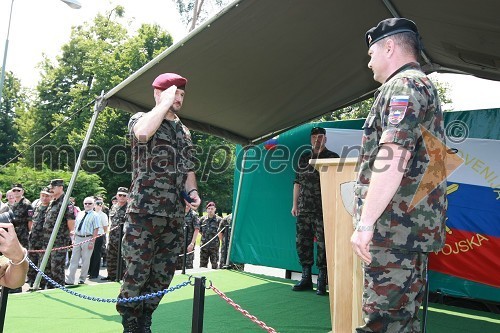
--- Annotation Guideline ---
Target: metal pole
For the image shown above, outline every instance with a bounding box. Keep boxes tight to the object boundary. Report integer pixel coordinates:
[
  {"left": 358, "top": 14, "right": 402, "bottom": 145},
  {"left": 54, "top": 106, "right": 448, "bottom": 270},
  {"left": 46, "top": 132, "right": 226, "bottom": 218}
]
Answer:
[
  {"left": 0, "top": 287, "right": 10, "bottom": 333},
  {"left": 33, "top": 96, "right": 107, "bottom": 290},
  {"left": 182, "top": 223, "right": 188, "bottom": 274},
  {"left": 191, "top": 276, "right": 206, "bottom": 333},
  {"left": 0, "top": 0, "right": 15, "bottom": 105},
  {"left": 222, "top": 225, "right": 230, "bottom": 267},
  {"left": 224, "top": 146, "right": 249, "bottom": 267}
]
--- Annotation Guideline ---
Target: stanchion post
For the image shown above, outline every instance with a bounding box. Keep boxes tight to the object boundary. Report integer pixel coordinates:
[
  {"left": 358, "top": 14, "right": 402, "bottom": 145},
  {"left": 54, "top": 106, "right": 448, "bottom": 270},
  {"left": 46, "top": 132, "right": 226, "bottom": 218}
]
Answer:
[
  {"left": 182, "top": 223, "right": 188, "bottom": 274},
  {"left": 191, "top": 276, "right": 206, "bottom": 333},
  {"left": 116, "top": 223, "right": 124, "bottom": 282},
  {"left": 223, "top": 226, "right": 230, "bottom": 267},
  {"left": 0, "top": 286, "right": 10, "bottom": 333}
]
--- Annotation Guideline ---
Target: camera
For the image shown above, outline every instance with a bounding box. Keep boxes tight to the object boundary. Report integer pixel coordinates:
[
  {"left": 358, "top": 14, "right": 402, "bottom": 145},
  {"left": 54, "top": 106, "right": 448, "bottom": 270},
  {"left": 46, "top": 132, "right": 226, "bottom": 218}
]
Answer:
[{"left": 0, "top": 210, "right": 15, "bottom": 223}]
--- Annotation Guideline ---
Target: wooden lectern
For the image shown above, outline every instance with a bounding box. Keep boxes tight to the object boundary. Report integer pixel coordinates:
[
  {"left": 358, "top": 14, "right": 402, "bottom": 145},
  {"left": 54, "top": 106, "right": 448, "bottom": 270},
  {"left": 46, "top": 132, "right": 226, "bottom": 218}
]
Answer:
[{"left": 311, "top": 157, "right": 363, "bottom": 333}]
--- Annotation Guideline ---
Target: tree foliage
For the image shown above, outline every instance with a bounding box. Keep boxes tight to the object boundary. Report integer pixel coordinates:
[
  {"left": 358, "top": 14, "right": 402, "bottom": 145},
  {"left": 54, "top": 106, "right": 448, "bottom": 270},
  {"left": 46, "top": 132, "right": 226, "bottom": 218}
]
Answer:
[{"left": 174, "top": 0, "right": 231, "bottom": 31}]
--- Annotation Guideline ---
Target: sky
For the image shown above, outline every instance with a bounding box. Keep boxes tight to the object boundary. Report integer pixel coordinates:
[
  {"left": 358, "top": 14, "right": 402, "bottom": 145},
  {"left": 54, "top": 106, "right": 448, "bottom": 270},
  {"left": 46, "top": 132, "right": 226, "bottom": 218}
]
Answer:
[{"left": 1, "top": 0, "right": 500, "bottom": 112}]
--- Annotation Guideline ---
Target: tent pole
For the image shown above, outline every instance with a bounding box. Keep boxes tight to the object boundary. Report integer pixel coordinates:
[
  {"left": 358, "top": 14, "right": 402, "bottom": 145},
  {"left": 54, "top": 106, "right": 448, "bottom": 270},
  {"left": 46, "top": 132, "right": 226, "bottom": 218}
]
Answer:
[
  {"left": 33, "top": 94, "right": 107, "bottom": 290},
  {"left": 224, "top": 145, "right": 249, "bottom": 267}
]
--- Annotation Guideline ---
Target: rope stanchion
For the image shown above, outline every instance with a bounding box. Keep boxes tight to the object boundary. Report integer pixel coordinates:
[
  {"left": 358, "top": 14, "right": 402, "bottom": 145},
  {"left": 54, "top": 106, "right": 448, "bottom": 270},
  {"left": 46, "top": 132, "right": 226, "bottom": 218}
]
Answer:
[
  {"left": 191, "top": 276, "right": 206, "bottom": 333},
  {"left": 210, "top": 283, "right": 278, "bottom": 333}
]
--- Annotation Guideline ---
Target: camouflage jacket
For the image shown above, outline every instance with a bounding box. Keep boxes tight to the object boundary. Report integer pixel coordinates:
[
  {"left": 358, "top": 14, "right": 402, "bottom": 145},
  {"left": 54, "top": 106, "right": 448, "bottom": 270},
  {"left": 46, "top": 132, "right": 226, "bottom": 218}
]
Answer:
[
  {"left": 295, "top": 148, "right": 339, "bottom": 214},
  {"left": 11, "top": 197, "right": 33, "bottom": 233},
  {"left": 218, "top": 213, "right": 232, "bottom": 242},
  {"left": 127, "top": 113, "right": 195, "bottom": 218},
  {"left": 355, "top": 62, "right": 447, "bottom": 252},
  {"left": 109, "top": 203, "right": 127, "bottom": 227},
  {"left": 31, "top": 204, "right": 49, "bottom": 240},
  {"left": 43, "top": 193, "right": 75, "bottom": 246},
  {"left": 200, "top": 215, "right": 222, "bottom": 248},
  {"left": 184, "top": 209, "right": 201, "bottom": 241}
]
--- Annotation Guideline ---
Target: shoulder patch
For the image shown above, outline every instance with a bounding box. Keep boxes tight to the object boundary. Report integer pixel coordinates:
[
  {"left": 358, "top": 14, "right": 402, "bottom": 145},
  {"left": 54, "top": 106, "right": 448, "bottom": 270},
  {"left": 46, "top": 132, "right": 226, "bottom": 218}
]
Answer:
[{"left": 388, "top": 95, "right": 409, "bottom": 125}]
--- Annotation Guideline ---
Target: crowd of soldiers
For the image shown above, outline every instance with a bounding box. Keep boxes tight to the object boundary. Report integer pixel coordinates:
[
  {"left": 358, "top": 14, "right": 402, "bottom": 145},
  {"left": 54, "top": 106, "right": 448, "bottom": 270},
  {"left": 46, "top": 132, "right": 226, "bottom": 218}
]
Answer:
[{"left": 0, "top": 180, "right": 233, "bottom": 293}]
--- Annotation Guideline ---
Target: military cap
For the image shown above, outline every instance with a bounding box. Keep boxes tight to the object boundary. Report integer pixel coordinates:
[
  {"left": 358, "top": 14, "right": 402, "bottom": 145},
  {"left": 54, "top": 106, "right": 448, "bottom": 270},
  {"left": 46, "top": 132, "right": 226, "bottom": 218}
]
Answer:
[
  {"left": 40, "top": 186, "right": 51, "bottom": 195},
  {"left": 11, "top": 183, "right": 23, "bottom": 190},
  {"left": 206, "top": 201, "right": 216, "bottom": 209},
  {"left": 111, "top": 196, "right": 117, "bottom": 201},
  {"left": 117, "top": 187, "right": 129, "bottom": 194},
  {"left": 49, "top": 179, "right": 64, "bottom": 187},
  {"left": 311, "top": 127, "right": 326, "bottom": 135},
  {"left": 365, "top": 18, "right": 419, "bottom": 48},
  {"left": 152, "top": 73, "right": 187, "bottom": 91}
]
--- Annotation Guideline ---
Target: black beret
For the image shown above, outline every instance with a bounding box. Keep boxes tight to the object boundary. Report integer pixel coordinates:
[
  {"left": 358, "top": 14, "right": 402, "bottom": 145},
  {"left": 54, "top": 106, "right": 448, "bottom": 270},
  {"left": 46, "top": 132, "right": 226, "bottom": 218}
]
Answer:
[
  {"left": 152, "top": 73, "right": 187, "bottom": 91},
  {"left": 50, "top": 179, "right": 64, "bottom": 187},
  {"left": 365, "top": 18, "right": 419, "bottom": 48},
  {"left": 117, "top": 187, "right": 129, "bottom": 194},
  {"left": 11, "top": 183, "right": 23, "bottom": 190},
  {"left": 311, "top": 127, "right": 326, "bottom": 135}
]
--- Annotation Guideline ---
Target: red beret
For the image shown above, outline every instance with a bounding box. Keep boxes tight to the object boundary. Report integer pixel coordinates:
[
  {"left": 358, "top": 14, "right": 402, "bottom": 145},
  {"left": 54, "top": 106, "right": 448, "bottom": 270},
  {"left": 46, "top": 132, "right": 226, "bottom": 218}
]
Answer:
[
  {"left": 152, "top": 73, "right": 187, "bottom": 90},
  {"left": 206, "top": 201, "right": 216, "bottom": 209}
]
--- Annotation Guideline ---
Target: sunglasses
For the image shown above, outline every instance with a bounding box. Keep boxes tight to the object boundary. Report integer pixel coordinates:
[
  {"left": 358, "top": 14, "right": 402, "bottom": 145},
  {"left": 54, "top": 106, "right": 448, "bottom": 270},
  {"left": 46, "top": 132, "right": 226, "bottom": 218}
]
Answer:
[
  {"left": 12, "top": 189, "right": 22, "bottom": 192},
  {"left": 84, "top": 202, "right": 94, "bottom": 205},
  {"left": 95, "top": 202, "right": 103, "bottom": 206},
  {"left": 117, "top": 194, "right": 127, "bottom": 197}
]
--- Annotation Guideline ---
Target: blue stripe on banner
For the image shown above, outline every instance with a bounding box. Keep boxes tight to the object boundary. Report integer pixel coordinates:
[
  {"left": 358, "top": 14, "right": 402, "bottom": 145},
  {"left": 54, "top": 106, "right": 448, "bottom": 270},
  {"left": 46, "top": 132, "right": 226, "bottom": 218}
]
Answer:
[{"left": 446, "top": 182, "right": 500, "bottom": 237}]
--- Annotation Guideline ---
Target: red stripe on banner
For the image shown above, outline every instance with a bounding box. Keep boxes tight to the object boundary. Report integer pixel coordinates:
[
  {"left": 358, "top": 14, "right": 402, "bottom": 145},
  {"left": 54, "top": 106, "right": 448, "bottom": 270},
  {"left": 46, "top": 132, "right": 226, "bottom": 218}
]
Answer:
[{"left": 429, "top": 228, "right": 500, "bottom": 288}]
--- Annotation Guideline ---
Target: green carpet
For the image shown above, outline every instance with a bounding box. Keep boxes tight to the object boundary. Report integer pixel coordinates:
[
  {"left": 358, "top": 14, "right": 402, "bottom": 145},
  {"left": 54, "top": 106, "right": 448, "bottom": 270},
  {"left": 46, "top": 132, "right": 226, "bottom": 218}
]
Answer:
[{"left": 3, "top": 270, "right": 499, "bottom": 332}]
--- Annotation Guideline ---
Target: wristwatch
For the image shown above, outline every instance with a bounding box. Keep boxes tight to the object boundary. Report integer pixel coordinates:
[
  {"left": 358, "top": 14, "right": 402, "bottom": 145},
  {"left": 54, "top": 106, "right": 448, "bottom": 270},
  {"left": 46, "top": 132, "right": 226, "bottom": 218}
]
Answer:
[{"left": 356, "top": 224, "right": 375, "bottom": 232}]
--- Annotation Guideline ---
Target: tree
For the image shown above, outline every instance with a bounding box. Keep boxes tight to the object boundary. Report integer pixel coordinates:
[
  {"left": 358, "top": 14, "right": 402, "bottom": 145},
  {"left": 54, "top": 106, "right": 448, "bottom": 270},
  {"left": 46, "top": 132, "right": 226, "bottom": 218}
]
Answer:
[
  {"left": 0, "top": 71, "right": 29, "bottom": 166},
  {"left": 174, "top": 0, "right": 231, "bottom": 31}
]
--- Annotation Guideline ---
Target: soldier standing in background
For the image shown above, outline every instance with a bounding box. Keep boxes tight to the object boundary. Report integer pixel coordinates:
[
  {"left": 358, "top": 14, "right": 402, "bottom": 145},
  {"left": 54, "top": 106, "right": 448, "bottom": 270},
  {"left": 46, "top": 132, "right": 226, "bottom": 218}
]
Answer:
[
  {"left": 176, "top": 205, "right": 200, "bottom": 270},
  {"left": 351, "top": 18, "right": 447, "bottom": 332},
  {"left": 117, "top": 73, "right": 201, "bottom": 333},
  {"left": 291, "top": 127, "right": 339, "bottom": 296},
  {"left": 218, "top": 213, "right": 232, "bottom": 267},
  {"left": 199, "top": 202, "right": 222, "bottom": 269},
  {"left": 102, "top": 187, "right": 128, "bottom": 281},
  {"left": 27, "top": 186, "right": 52, "bottom": 288},
  {"left": 43, "top": 179, "right": 75, "bottom": 287}
]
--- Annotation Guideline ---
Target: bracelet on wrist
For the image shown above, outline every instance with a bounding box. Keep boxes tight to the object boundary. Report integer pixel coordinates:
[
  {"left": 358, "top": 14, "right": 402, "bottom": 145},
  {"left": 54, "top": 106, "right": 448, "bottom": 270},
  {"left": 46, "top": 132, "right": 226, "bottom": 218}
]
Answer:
[
  {"left": 187, "top": 188, "right": 198, "bottom": 195},
  {"left": 8, "top": 248, "right": 28, "bottom": 266},
  {"left": 356, "top": 224, "right": 375, "bottom": 232}
]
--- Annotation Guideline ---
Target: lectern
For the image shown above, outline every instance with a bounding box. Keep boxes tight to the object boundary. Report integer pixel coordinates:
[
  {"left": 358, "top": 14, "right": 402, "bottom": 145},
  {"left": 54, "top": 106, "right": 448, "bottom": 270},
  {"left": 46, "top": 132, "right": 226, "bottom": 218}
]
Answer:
[{"left": 310, "top": 157, "right": 363, "bottom": 332}]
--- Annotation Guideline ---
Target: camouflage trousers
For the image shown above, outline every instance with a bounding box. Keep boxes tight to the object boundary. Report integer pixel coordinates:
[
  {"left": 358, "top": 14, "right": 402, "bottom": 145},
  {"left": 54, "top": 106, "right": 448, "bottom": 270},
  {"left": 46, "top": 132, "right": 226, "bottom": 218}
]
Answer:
[
  {"left": 116, "top": 213, "right": 184, "bottom": 320},
  {"left": 176, "top": 248, "right": 195, "bottom": 270},
  {"left": 45, "top": 249, "right": 67, "bottom": 286},
  {"left": 200, "top": 245, "right": 218, "bottom": 269},
  {"left": 356, "top": 247, "right": 427, "bottom": 333},
  {"left": 220, "top": 238, "right": 230, "bottom": 266},
  {"left": 296, "top": 213, "right": 326, "bottom": 268},
  {"left": 106, "top": 225, "right": 123, "bottom": 279}
]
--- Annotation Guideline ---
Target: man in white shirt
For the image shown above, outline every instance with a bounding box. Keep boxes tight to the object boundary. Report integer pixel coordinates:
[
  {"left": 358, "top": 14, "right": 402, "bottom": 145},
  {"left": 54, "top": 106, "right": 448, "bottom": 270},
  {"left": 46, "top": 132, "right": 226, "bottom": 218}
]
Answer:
[{"left": 89, "top": 197, "right": 109, "bottom": 278}]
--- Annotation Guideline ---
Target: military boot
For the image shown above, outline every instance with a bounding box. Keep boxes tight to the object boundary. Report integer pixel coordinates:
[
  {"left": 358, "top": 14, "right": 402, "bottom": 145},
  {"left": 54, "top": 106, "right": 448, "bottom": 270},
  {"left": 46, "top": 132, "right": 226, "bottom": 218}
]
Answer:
[
  {"left": 122, "top": 316, "right": 141, "bottom": 333},
  {"left": 316, "top": 268, "right": 327, "bottom": 296},
  {"left": 292, "top": 266, "right": 313, "bottom": 291},
  {"left": 139, "top": 313, "right": 152, "bottom": 333}
]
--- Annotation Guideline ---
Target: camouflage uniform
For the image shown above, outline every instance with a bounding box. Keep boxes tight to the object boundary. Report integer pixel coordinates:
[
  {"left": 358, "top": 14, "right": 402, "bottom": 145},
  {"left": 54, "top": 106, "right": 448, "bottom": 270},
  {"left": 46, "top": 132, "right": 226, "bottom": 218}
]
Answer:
[
  {"left": 176, "top": 209, "right": 201, "bottom": 269},
  {"left": 354, "top": 63, "right": 447, "bottom": 332},
  {"left": 218, "top": 213, "right": 232, "bottom": 267},
  {"left": 27, "top": 204, "right": 49, "bottom": 285},
  {"left": 43, "top": 194, "right": 75, "bottom": 285},
  {"left": 294, "top": 148, "right": 338, "bottom": 269},
  {"left": 11, "top": 197, "right": 33, "bottom": 248},
  {"left": 199, "top": 214, "right": 222, "bottom": 269},
  {"left": 117, "top": 112, "right": 194, "bottom": 323},
  {"left": 106, "top": 203, "right": 127, "bottom": 280}
]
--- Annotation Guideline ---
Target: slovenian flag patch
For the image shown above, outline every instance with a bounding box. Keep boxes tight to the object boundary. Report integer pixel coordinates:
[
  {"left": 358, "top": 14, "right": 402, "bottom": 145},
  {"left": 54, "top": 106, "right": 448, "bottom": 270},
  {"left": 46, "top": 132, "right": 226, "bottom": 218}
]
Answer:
[{"left": 388, "top": 95, "right": 409, "bottom": 125}]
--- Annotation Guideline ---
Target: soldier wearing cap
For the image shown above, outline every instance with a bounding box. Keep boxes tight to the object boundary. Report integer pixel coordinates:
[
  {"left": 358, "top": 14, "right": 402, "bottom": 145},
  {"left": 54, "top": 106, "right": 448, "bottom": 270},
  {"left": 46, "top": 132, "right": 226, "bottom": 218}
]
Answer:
[
  {"left": 42, "top": 179, "right": 75, "bottom": 286},
  {"left": 9, "top": 183, "right": 33, "bottom": 250},
  {"left": 27, "top": 186, "right": 52, "bottom": 288},
  {"left": 291, "top": 126, "right": 339, "bottom": 296},
  {"left": 199, "top": 202, "right": 222, "bottom": 269},
  {"left": 102, "top": 187, "right": 128, "bottom": 281},
  {"left": 351, "top": 18, "right": 447, "bottom": 332},
  {"left": 117, "top": 73, "right": 201, "bottom": 333}
]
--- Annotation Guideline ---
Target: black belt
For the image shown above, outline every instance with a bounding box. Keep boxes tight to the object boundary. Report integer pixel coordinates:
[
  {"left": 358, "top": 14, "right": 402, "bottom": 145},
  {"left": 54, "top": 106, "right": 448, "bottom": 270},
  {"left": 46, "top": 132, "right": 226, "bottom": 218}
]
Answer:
[{"left": 76, "top": 234, "right": 93, "bottom": 237}]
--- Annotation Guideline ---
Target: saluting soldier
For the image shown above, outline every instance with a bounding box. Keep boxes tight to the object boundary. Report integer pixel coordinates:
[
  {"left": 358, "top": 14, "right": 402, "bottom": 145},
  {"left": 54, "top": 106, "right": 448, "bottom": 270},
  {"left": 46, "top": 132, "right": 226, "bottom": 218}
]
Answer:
[
  {"left": 199, "top": 202, "right": 222, "bottom": 269},
  {"left": 42, "top": 179, "right": 75, "bottom": 287}
]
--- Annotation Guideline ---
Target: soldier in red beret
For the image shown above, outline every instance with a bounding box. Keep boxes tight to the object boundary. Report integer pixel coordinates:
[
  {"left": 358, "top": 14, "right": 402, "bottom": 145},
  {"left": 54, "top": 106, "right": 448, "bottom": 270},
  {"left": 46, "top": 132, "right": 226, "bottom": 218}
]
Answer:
[{"left": 117, "top": 73, "right": 201, "bottom": 333}]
